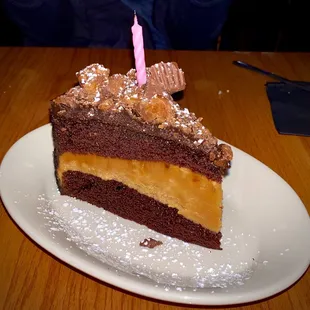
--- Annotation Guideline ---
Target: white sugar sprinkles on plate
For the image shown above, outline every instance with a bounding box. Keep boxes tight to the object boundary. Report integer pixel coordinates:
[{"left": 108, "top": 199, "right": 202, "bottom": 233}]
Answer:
[{"left": 37, "top": 190, "right": 257, "bottom": 288}]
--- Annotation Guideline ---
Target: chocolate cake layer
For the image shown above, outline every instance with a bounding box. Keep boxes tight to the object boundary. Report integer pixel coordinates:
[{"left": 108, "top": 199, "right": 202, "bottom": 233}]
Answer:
[
  {"left": 51, "top": 105, "right": 226, "bottom": 182},
  {"left": 50, "top": 62, "right": 233, "bottom": 250},
  {"left": 61, "top": 170, "right": 222, "bottom": 249}
]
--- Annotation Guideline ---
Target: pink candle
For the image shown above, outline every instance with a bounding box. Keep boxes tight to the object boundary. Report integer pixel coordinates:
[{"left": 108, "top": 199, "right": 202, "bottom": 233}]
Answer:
[{"left": 131, "top": 14, "right": 147, "bottom": 86}]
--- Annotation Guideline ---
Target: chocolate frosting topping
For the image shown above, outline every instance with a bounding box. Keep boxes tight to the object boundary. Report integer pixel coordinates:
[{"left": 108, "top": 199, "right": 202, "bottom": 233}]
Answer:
[{"left": 53, "top": 62, "right": 233, "bottom": 167}]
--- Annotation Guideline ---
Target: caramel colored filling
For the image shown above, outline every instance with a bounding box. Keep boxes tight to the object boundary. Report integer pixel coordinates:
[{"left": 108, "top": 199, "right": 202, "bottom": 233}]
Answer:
[{"left": 57, "top": 152, "right": 223, "bottom": 232}]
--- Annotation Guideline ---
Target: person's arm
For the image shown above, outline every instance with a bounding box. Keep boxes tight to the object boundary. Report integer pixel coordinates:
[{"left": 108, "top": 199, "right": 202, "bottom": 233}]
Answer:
[{"left": 4, "top": 0, "right": 74, "bottom": 46}]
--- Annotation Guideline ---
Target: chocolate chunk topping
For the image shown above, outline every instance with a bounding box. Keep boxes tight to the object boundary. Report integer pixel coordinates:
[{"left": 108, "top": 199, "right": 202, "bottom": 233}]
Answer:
[
  {"left": 139, "top": 238, "right": 163, "bottom": 249},
  {"left": 52, "top": 62, "right": 233, "bottom": 167},
  {"left": 145, "top": 62, "right": 186, "bottom": 97}
]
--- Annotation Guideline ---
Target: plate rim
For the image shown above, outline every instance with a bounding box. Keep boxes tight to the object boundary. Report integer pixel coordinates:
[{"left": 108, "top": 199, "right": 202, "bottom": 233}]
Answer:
[{"left": 0, "top": 124, "right": 309, "bottom": 306}]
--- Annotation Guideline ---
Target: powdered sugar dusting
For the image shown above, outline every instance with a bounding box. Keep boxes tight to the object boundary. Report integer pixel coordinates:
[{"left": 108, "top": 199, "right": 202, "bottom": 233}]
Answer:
[{"left": 36, "top": 190, "right": 257, "bottom": 288}]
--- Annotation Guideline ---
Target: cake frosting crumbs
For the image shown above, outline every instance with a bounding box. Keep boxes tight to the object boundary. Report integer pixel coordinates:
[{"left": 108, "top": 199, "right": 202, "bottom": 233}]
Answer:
[
  {"left": 50, "top": 62, "right": 233, "bottom": 249},
  {"left": 140, "top": 238, "right": 163, "bottom": 249}
]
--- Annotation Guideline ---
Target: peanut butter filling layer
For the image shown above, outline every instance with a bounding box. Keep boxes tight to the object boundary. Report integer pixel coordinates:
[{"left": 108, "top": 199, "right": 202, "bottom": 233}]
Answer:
[{"left": 57, "top": 152, "right": 223, "bottom": 232}]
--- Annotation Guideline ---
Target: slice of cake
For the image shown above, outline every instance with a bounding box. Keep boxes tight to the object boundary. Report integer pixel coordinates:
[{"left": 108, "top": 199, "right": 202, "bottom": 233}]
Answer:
[{"left": 50, "top": 62, "right": 233, "bottom": 250}]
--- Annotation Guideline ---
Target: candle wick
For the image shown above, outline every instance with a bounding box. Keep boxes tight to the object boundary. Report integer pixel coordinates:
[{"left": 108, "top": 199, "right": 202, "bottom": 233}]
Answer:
[{"left": 133, "top": 10, "right": 138, "bottom": 24}]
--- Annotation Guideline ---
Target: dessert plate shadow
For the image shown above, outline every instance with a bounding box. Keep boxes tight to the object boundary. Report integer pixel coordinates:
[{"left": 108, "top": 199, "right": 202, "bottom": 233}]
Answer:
[{"left": 0, "top": 124, "right": 309, "bottom": 306}]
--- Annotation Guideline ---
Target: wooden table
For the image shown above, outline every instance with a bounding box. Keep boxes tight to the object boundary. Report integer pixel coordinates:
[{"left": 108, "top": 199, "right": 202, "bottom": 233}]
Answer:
[{"left": 0, "top": 48, "right": 309, "bottom": 310}]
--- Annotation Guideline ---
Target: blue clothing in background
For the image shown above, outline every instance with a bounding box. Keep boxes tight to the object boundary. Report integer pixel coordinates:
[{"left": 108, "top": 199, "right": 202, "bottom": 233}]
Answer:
[{"left": 4, "top": 0, "right": 232, "bottom": 50}]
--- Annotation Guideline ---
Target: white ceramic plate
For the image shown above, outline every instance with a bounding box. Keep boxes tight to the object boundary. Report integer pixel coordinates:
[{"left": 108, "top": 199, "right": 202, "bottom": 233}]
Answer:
[{"left": 0, "top": 124, "right": 309, "bottom": 306}]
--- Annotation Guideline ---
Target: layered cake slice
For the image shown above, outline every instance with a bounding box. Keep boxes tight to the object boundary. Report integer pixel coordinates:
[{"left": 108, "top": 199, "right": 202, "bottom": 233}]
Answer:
[{"left": 50, "top": 62, "right": 233, "bottom": 250}]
